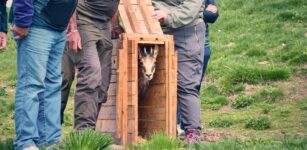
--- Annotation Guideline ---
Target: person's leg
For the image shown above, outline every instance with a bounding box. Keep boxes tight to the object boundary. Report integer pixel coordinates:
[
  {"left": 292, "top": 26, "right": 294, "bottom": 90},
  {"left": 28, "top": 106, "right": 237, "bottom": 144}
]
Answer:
[
  {"left": 174, "top": 22, "right": 205, "bottom": 136},
  {"left": 74, "top": 24, "right": 103, "bottom": 129},
  {"left": 60, "top": 49, "right": 75, "bottom": 124},
  {"left": 14, "top": 27, "right": 54, "bottom": 150},
  {"left": 97, "top": 27, "right": 112, "bottom": 105},
  {"left": 36, "top": 31, "right": 66, "bottom": 147}
]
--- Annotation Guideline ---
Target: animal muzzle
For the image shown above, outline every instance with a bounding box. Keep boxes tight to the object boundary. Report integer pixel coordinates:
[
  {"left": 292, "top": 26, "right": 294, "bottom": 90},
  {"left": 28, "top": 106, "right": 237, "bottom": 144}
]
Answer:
[{"left": 145, "top": 74, "right": 153, "bottom": 80}]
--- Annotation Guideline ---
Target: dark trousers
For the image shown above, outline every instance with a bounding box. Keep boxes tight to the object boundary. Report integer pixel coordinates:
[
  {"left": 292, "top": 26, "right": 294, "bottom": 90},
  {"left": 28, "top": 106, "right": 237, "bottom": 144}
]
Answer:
[
  {"left": 60, "top": 50, "right": 75, "bottom": 124},
  {"left": 173, "top": 22, "right": 205, "bottom": 132},
  {"left": 66, "top": 21, "right": 113, "bottom": 129}
]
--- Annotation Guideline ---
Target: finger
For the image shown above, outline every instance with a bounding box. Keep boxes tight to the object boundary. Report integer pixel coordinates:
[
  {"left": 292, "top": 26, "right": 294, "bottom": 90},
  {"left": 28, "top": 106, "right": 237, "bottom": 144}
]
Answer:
[
  {"left": 78, "top": 40, "right": 82, "bottom": 50},
  {"left": 72, "top": 40, "right": 78, "bottom": 52},
  {"left": 68, "top": 40, "right": 74, "bottom": 51}
]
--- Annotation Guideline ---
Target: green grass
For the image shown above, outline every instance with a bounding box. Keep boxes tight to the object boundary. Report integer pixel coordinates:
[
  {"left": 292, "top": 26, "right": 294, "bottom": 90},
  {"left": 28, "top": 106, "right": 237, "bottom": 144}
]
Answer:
[
  {"left": 209, "top": 118, "right": 234, "bottom": 128},
  {"left": 245, "top": 116, "right": 271, "bottom": 130},
  {"left": 129, "top": 133, "right": 183, "bottom": 150},
  {"left": 56, "top": 129, "right": 112, "bottom": 150},
  {"left": 0, "top": 139, "right": 14, "bottom": 150}
]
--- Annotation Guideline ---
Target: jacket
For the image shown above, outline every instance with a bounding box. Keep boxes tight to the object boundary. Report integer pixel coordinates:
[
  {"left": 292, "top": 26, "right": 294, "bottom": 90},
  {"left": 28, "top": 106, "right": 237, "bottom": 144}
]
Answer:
[
  {"left": 152, "top": 0, "right": 203, "bottom": 32},
  {"left": 13, "top": 0, "right": 77, "bottom": 31}
]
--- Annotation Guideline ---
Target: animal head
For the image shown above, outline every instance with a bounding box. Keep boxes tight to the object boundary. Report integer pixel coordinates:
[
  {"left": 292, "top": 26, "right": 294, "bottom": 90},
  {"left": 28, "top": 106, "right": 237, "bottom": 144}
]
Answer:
[{"left": 138, "top": 45, "right": 158, "bottom": 81}]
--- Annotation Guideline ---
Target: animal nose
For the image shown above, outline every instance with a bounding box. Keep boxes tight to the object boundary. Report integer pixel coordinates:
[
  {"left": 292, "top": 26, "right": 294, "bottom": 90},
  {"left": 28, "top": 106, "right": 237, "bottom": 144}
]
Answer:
[{"left": 146, "top": 74, "right": 151, "bottom": 78}]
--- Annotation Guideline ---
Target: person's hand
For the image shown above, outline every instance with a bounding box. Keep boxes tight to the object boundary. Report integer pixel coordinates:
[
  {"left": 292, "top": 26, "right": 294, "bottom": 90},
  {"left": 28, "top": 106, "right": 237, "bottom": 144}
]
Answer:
[
  {"left": 0, "top": 32, "right": 7, "bottom": 49},
  {"left": 206, "top": 4, "right": 218, "bottom": 13},
  {"left": 66, "top": 30, "right": 82, "bottom": 53},
  {"left": 11, "top": 25, "right": 29, "bottom": 40},
  {"left": 152, "top": 10, "right": 168, "bottom": 23}
]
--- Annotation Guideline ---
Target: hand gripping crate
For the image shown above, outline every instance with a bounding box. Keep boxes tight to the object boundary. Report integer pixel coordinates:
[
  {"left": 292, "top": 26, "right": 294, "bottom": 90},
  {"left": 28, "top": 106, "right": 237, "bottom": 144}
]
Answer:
[{"left": 95, "top": 0, "right": 177, "bottom": 145}]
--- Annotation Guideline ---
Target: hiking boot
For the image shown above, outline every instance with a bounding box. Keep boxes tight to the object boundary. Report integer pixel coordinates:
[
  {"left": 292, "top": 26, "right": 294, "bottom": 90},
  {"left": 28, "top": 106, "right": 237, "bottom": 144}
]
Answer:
[
  {"left": 182, "top": 129, "right": 201, "bottom": 145},
  {"left": 23, "top": 146, "right": 39, "bottom": 150}
]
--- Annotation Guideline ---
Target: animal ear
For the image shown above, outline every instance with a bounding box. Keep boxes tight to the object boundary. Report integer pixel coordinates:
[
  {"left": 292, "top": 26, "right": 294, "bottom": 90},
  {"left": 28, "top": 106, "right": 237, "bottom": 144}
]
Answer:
[
  {"left": 153, "top": 45, "right": 159, "bottom": 58},
  {"left": 138, "top": 47, "right": 143, "bottom": 59}
]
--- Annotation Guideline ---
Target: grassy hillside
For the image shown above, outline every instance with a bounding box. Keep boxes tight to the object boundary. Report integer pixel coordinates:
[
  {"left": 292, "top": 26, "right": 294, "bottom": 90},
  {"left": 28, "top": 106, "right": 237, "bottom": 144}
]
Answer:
[
  {"left": 199, "top": 0, "right": 307, "bottom": 140},
  {"left": 0, "top": 0, "right": 306, "bottom": 149}
]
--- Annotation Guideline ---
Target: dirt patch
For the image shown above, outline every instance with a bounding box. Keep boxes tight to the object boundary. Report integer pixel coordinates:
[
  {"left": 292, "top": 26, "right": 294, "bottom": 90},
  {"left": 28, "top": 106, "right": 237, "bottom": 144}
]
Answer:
[
  {"left": 224, "top": 42, "right": 236, "bottom": 48},
  {"left": 202, "top": 129, "right": 232, "bottom": 142},
  {"left": 278, "top": 75, "right": 307, "bottom": 101},
  {"left": 244, "top": 84, "right": 263, "bottom": 95},
  {"left": 258, "top": 61, "right": 270, "bottom": 65},
  {"left": 110, "top": 144, "right": 125, "bottom": 150},
  {"left": 218, "top": 104, "right": 232, "bottom": 112}
]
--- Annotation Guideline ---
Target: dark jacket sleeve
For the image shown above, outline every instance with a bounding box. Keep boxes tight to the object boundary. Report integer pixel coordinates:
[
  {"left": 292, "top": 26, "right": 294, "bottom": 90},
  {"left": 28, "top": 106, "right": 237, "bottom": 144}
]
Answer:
[
  {"left": 13, "top": 0, "right": 34, "bottom": 28},
  {"left": 0, "top": 0, "right": 8, "bottom": 33},
  {"left": 203, "top": 0, "right": 219, "bottom": 23}
]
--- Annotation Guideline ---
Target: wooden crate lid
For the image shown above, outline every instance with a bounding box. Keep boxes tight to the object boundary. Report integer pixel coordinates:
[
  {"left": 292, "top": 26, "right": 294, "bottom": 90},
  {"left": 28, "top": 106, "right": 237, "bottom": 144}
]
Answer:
[{"left": 119, "top": 0, "right": 163, "bottom": 35}]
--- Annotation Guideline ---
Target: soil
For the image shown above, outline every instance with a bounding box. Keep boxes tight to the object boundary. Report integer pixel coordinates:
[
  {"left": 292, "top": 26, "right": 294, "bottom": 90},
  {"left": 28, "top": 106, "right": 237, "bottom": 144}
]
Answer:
[{"left": 202, "top": 129, "right": 232, "bottom": 142}]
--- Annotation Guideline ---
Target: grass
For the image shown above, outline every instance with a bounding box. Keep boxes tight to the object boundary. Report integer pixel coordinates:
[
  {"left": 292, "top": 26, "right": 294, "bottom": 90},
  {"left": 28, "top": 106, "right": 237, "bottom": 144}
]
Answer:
[
  {"left": 129, "top": 133, "right": 183, "bottom": 150},
  {"left": 245, "top": 116, "right": 271, "bottom": 130},
  {"left": 209, "top": 118, "right": 234, "bottom": 128},
  {"left": 56, "top": 129, "right": 112, "bottom": 150},
  {"left": 129, "top": 134, "right": 307, "bottom": 150}
]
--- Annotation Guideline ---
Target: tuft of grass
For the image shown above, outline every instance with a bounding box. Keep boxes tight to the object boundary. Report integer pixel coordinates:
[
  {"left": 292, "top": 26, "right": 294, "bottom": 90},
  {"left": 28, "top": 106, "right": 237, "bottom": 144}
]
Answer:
[
  {"left": 254, "top": 86, "right": 284, "bottom": 103},
  {"left": 246, "top": 49, "right": 267, "bottom": 57},
  {"left": 245, "top": 116, "right": 271, "bottom": 130},
  {"left": 225, "top": 66, "right": 290, "bottom": 84},
  {"left": 280, "top": 50, "right": 307, "bottom": 65},
  {"left": 0, "top": 139, "right": 14, "bottom": 150},
  {"left": 57, "top": 129, "right": 112, "bottom": 150},
  {"left": 232, "top": 94, "right": 255, "bottom": 109},
  {"left": 0, "top": 86, "right": 8, "bottom": 96},
  {"left": 129, "top": 133, "right": 183, "bottom": 150},
  {"left": 277, "top": 110, "right": 291, "bottom": 118},
  {"left": 203, "top": 96, "right": 229, "bottom": 110},
  {"left": 209, "top": 118, "right": 234, "bottom": 128},
  {"left": 256, "top": 103, "right": 277, "bottom": 114}
]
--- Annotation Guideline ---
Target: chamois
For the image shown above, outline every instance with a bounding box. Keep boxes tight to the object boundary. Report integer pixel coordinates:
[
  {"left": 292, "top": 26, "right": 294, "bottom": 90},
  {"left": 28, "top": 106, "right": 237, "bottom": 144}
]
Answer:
[{"left": 138, "top": 45, "right": 158, "bottom": 97}]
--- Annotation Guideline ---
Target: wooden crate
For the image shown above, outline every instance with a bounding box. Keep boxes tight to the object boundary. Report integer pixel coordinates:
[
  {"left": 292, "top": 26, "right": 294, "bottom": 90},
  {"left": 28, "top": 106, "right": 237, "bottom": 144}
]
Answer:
[{"left": 95, "top": 0, "right": 177, "bottom": 146}]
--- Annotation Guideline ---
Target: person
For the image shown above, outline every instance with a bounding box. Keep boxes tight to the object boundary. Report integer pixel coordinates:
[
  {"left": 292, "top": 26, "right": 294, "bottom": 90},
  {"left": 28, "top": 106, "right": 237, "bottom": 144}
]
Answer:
[
  {"left": 11, "top": 0, "right": 77, "bottom": 149},
  {"left": 176, "top": 0, "right": 219, "bottom": 138},
  {"left": 152, "top": 0, "right": 205, "bottom": 144},
  {"left": 64, "top": 0, "right": 120, "bottom": 130},
  {"left": 0, "top": 0, "right": 7, "bottom": 49},
  {"left": 60, "top": 13, "right": 123, "bottom": 125},
  {"left": 201, "top": 0, "right": 219, "bottom": 81}
]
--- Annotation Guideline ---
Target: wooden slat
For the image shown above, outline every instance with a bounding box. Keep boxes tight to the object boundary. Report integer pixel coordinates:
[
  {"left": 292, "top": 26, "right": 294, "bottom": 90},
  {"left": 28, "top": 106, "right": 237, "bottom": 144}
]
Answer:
[
  {"left": 122, "top": 0, "right": 142, "bottom": 33},
  {"left": 168, "top": 36, "right": 177, "bottom": 136},
  {"left": 138, "top": 0, "right": 163, "bottom": 34},
  {"left": 98, "top": 106, "right": 135, "bottom": 120},
  {"left": 118, "top": 5, "right": 133, "bottom": 33},
  {"left": 108, "top": 83, "right": 117, "bottom": 96}
]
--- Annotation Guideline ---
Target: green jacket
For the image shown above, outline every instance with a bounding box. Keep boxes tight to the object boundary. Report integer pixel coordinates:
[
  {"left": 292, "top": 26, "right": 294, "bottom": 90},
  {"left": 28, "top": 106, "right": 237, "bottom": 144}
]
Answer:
[{"left": 152, "top": 0, "right": 203, "bottom": 32}]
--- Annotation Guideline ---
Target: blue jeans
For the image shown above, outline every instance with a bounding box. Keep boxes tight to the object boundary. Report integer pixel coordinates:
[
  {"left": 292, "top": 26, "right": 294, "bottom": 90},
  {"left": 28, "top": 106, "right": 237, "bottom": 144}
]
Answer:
[{"left": 14, "top": 27, "right": 66, "bottom": 150}]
